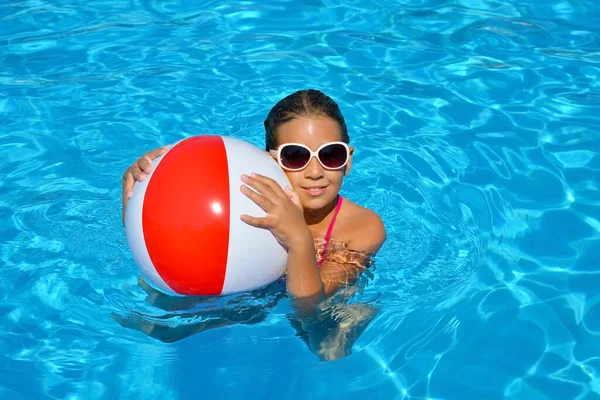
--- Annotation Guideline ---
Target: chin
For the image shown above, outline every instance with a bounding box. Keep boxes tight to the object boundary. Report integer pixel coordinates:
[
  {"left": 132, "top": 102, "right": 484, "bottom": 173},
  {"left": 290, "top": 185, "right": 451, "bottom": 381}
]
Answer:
[{"left": 300, "top": 194, "right": 335, "bottom": 211}]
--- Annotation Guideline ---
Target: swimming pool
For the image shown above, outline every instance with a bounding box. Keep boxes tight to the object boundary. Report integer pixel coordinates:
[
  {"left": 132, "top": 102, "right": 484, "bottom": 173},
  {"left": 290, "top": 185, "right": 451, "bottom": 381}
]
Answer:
[{"left": 1, "top": 0, "right": 599, "bottom": 399}]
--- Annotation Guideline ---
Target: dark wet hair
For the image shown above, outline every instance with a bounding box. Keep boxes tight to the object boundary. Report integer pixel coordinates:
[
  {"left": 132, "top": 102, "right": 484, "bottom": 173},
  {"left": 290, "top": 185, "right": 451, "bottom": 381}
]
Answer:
[{"left": 264, "top": 89, "right": 349, "bottom": 151}]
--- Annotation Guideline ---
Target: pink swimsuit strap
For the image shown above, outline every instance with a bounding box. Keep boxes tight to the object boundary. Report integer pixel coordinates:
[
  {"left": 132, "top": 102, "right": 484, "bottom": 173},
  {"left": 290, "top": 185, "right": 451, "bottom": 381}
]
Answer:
[{"left": 317, "top": 195, "right": 343, "bottom": 266}]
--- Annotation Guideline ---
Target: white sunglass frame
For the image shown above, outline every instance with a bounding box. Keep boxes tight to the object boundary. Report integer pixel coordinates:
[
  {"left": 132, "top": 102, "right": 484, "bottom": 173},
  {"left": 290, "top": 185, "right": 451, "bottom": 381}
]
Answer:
[{"left": 269, "top": 141, "right": 351, "bottom": 172}]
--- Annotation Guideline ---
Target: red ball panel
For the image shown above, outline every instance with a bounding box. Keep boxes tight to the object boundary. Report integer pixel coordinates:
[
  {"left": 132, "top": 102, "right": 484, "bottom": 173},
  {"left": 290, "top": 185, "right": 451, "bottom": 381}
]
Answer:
[{"left": 142, "top": 135, "right": 230, "bottom": 295}]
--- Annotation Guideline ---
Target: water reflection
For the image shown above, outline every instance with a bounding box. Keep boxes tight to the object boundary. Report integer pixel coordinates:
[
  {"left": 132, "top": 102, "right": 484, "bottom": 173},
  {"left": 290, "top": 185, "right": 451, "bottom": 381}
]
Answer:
[{"left": 113, "top": 269, "right": 381, "bottom": 361}]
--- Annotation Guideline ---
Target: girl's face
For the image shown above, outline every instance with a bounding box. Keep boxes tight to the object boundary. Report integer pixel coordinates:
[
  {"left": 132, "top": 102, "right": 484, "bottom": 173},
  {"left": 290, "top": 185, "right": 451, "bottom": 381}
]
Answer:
[{"left": 273, "top": 116, "right": 353, "bottom": 211}]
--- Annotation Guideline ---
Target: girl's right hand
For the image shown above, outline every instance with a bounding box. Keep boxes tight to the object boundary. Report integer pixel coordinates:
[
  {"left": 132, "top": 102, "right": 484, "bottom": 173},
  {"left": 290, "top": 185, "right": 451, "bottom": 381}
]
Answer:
[{"left": 121, "top": 145, "right": 170, "bottom": 224}]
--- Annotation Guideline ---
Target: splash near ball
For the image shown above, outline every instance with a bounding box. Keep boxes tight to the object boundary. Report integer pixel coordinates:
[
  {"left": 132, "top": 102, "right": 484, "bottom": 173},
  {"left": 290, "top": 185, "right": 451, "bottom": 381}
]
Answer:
[{"left": 124, "top": 135, "right": 291, "bottom": 296}]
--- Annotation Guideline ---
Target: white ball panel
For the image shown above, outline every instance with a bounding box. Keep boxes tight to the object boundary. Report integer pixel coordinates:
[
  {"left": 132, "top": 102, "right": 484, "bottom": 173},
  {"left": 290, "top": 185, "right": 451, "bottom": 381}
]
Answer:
[{"left": 220, "top": 136, "right": 290, "bottom": 294}]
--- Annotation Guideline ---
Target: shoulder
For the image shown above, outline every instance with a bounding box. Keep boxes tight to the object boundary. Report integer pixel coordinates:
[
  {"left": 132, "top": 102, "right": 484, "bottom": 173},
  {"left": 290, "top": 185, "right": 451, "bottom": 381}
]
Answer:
[{"left": 340, "top": 198, "right": 387, "bottom": 254}]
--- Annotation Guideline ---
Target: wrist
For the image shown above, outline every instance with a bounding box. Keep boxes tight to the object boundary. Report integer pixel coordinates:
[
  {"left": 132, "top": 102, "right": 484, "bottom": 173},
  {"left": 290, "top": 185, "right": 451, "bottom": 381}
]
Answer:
[{"left": 287, "top": 230, "right": 314, "bottom": 253}]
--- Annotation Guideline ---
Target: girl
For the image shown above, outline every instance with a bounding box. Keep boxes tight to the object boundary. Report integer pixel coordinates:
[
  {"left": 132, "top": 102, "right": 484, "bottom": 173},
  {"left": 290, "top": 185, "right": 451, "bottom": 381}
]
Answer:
[{"left": 118, "top": 89, "right": 386, "bottom": 359}]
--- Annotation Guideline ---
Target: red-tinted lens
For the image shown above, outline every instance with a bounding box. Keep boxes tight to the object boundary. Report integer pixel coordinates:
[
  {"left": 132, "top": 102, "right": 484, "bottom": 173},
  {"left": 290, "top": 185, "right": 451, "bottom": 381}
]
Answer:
[
  {"left": 318, "top": 143, "right": 348, "bottom": 169},
  {"left": 280, "top": 145, "right": 311, "bottom": 169}
]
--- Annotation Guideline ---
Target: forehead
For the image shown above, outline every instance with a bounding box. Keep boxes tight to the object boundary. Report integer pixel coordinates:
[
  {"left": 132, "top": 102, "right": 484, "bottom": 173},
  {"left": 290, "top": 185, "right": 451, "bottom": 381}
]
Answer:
[{"left": 276, "top": 116, "right": 342, "bottom": 150}]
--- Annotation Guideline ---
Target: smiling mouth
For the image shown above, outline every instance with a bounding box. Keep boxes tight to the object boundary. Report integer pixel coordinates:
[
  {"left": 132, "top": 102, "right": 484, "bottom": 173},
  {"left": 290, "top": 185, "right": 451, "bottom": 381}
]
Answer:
[
  {"left": 302, "top": 185, "right": 328, "bottom": 196},
  {"left": 303, "top": 185, "right": 328, "bottom": 191}
]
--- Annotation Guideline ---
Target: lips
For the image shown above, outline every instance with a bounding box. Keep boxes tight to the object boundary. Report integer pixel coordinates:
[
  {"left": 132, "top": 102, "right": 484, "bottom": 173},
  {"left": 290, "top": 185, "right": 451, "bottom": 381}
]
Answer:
[{"left": 302, "top": 185, "right": 328, "bottom": 197}]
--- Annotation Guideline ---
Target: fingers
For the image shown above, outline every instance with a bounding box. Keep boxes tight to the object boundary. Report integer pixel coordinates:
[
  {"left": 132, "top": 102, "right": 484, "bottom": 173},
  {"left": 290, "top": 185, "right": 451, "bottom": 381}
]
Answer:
[
  {"left": 121, "top": 145, "right": 170, "bottom": 226},
  {"left": 122, "top": 171, "right": 134, "bottom": 225},
  {"left": 283, "top": 186, "right": 303, "bottom": 210},
  {"left": 241, "top": 174, "right": 279, "bottom": 202},
  {"left": 248, "top": 173, "right": 287, "bottom": 199},
  {"left": 239, "top": 173, "right": 298, "bottom": 228},
  {"left": 240, "top": 214, "right": 270, "bottom": 228},
  {"left": 149, "top": 145, "right": 170, "bottom": 159},
  {"left": 136, "top": 146, "right": 169, "bottom": 174},
  {"left": 136, "top": 156, "right": 154, "bottom": 174},
  {"left": 122, "top": 170, "right": 135, "bottom": 196},
  {"left": 283, "top": 185, "right": 296, "bottom": 199},
  {"left": 128, "top": 166, "right": 145, "bottom": 183},
  {"left": 240, "top": 182, "right": 273, "bottom": 212}
]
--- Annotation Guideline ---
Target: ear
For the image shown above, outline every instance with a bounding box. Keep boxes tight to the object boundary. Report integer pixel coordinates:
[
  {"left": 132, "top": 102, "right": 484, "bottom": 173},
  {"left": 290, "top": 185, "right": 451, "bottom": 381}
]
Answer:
[{"left": 344, "top": 146, "right": 354, "bottom": 176}]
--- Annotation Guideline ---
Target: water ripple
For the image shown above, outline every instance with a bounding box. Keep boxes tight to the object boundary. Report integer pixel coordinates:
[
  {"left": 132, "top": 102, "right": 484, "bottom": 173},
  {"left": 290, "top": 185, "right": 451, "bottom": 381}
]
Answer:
[{"left": 1, "top": 0, "right": 599, "bottom": 399}]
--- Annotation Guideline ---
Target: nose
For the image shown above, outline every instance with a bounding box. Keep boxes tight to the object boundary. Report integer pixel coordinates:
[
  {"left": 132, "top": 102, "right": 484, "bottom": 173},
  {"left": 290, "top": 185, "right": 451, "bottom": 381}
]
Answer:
[{"left": 303, "top": 156, "right": 324, "bottom": 180}]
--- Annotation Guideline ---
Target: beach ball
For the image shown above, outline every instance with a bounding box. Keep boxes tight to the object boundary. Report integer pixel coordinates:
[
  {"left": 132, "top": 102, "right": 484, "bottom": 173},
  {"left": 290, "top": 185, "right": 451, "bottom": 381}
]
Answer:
[{"left": 124, "top": 135, "right": 291, "bottom": 296}]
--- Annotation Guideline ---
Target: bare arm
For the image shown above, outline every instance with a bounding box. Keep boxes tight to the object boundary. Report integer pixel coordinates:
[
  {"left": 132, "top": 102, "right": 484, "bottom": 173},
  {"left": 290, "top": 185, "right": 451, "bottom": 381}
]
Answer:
[
  {"left": 318, "top": 261, "right": 367, "bottom": 298},
  {"left": 285, "top": 234, "right": 326, "bottom": 311}
]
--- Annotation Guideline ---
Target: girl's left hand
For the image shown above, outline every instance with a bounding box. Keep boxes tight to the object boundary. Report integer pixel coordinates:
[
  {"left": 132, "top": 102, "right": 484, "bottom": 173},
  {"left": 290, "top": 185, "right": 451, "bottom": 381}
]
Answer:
[{"left": 240, "top": 173, "right": 310, "bottom": 250}]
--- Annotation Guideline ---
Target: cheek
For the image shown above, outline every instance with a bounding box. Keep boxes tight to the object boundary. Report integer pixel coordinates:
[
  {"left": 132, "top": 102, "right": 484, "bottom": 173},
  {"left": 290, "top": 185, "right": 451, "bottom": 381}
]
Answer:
[{"left": 325, "top": 171, "right": 344, "bottom": 186}]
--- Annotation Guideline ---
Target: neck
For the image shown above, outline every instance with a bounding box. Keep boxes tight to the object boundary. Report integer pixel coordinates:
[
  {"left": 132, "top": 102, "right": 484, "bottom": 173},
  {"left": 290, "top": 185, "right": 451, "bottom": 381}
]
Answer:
[{"left": 303, "top": 195, "right": 339, "bottom": 226}]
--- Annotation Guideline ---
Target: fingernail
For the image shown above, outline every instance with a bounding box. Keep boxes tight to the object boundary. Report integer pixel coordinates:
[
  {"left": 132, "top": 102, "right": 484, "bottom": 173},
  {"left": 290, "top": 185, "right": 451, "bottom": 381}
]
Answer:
[
  {"left": 241, "top": 174, "right": 248, "bottom": 181},
  {"left": 250, "top": 173, "right": 257, "bottom": 177}
]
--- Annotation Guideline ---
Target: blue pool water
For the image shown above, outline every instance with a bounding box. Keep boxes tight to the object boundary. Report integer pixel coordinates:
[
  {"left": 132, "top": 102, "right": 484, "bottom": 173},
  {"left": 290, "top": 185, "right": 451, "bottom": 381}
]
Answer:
[{"left": 1, "top": 0, "right": 599, "bottom": 399}]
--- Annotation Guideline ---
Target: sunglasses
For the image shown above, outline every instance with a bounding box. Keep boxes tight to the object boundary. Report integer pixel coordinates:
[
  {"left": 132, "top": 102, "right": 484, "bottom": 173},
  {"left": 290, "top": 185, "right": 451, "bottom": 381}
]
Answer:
[{"left": 269, "top": 142, "right": 351, "bottom": 172}]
